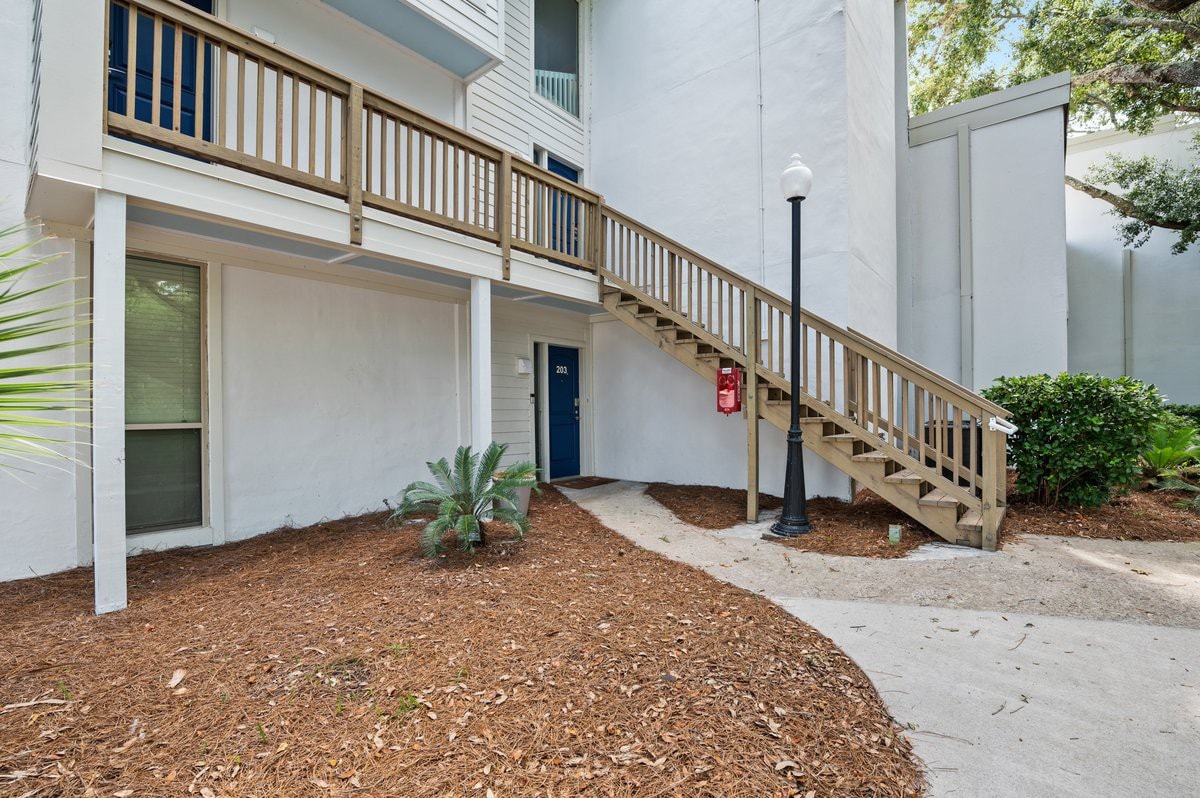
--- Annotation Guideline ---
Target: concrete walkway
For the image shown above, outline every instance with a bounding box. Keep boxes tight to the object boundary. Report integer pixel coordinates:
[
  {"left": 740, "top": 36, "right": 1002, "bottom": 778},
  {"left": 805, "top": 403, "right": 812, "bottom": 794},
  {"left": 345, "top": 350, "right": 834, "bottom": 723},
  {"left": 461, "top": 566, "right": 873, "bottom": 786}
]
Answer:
[{"left": 560, "top": 480, "right": 1200, "bottom": 798}]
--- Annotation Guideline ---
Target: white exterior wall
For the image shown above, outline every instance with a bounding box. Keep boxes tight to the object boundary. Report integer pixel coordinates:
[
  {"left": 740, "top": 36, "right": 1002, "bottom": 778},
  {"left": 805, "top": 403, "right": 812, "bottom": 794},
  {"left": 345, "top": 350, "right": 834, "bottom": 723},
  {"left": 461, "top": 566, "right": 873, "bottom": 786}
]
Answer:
[
  {"left": 221, "top": 266, "right": 464, "bottom": 538},
  {"left": 970, "top": 110, "right": 1069, "bottom": 386},
  {"left": 903, "top": 137, "right": 961, "bottom": 379},
  {"left": 845, "top": 0, "right": 898, "bottom": 344},
  {"left": 902, "top": 80, "right": 1070, "bottom": 391},
  {"left": 468, "top": 0, "right": 586, "bottom": 169},
  {"left": 587, "top": 0, "right": 898, "bottom": 497},
  {"left": 226, "top": 0, "right": 460, "bottom": 123},
  {"left": 1066, "top": 122, "right": 1200, "bottom": 403},
  {"left": 0, "top": 4, "right": 90, "bottom": 581},
  {"left": 591, "top": 319, "right": 844, "bottom": 498}
]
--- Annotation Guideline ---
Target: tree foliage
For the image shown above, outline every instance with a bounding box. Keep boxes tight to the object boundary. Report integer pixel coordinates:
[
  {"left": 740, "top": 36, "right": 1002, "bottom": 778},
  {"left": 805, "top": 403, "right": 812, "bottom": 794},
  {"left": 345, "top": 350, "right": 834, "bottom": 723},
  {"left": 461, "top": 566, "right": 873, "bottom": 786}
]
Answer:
[{"left": 909, "top": 0, "right": 1200, "bottom": 252}]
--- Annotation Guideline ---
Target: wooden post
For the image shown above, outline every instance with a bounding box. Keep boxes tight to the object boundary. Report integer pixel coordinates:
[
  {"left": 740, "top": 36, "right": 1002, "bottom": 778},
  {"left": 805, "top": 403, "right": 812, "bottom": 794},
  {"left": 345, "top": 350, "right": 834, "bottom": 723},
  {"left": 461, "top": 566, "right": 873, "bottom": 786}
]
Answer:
[
  {"left": 744, "top": 286, "right": 761, "bottom": 523},
  {"left": 595, "top": 200, "right": 607, "bottom": 300},
  {"left": 980, "top": 423, "right": 1000, "bottom": 551},
  {"left": 347, "top": 83, "right": 364, "bottom": 245},
  {"left": 499, "top": 152, "right": 512, "bottom": 280}
]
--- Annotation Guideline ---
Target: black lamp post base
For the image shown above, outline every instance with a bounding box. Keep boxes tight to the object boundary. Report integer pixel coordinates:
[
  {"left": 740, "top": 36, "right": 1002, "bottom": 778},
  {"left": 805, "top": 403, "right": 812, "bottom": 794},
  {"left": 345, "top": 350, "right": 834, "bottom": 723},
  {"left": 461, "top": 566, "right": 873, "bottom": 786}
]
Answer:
[{"left": 766, "top": 517, "right": 813, "bottom": 539}]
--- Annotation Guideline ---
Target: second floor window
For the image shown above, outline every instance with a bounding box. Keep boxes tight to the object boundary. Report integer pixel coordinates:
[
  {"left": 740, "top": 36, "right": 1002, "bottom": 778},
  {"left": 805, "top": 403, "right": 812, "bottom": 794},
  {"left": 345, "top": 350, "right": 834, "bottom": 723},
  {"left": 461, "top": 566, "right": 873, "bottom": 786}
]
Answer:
[{"left": 534, "top": 0, "right": 579, "bottom": 117}]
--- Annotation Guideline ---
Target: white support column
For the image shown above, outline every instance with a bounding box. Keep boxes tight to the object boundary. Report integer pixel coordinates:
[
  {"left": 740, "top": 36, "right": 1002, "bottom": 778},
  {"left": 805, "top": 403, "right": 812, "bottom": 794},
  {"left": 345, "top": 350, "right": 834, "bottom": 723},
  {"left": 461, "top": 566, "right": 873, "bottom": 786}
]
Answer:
[
  {"left": 470, "top": 276, "right": 492, "bottom": 454},
  {"left": 92, "top": 191, "right": 127, "bottom": 614}
]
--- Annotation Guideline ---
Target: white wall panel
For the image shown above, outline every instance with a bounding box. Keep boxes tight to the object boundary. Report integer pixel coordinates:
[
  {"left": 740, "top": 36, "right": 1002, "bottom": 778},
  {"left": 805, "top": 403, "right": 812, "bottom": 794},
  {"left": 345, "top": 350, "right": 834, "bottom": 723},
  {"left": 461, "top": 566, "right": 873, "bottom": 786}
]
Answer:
[
  {"left": 222, "top": 265, "right": 462, "bottom": 538},
  {"left": 1066, "top": 123, "right": 1200, "bottom": 403}
]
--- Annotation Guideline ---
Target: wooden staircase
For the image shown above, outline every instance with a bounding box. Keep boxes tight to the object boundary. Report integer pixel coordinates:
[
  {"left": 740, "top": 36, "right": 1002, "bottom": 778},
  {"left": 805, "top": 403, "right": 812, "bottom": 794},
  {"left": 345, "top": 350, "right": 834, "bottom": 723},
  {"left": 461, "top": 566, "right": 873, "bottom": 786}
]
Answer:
[{"left": 597, "top": 208, "right": 1011, "bottom": 550}]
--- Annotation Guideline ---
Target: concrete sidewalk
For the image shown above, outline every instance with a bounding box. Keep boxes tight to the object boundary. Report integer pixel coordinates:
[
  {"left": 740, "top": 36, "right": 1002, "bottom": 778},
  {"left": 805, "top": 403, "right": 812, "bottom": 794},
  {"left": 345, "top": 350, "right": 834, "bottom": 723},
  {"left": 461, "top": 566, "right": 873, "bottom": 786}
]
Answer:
[{"left": 560, "top": 480, "right": 1200, "bottom": 798}]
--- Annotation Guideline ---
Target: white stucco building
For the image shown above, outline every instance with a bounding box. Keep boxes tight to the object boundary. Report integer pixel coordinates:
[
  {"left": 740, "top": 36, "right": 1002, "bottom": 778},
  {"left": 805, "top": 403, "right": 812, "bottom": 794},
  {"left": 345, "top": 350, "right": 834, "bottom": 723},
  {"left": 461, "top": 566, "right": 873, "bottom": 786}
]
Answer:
[
  {"left": 3, "top": 0, "right": 1063, "bottom": 611},
  {"left": 1065, "top": 119, "right": 1200, "bottom": 404}
]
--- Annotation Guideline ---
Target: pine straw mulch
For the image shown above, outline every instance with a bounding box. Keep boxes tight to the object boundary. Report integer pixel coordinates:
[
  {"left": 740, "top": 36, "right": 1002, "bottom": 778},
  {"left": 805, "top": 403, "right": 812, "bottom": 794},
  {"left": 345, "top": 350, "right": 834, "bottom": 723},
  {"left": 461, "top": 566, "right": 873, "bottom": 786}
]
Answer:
[
  {"left": 644, "top": 484, "right": 783, "bottom": 530},
  {"left": 0, "top": 488, "right": 922, "bottom": 798},
  {"left": 1005, "top": 488, "right": 1200, "bottom": 543},
  {"left": 646, "top": 484, "right": 938, "bottom": 559}
]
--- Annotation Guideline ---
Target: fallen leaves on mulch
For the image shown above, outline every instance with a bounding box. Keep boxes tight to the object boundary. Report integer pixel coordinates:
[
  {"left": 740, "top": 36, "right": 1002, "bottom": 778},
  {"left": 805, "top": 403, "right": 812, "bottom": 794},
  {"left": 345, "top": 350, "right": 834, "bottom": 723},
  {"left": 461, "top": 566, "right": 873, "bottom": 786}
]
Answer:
[
  {"left": 647, "top": 484, "right": 938, "bottom": 559},
  {"left": 1006, "top": 488, "right": 1200, "bottom": 542},
  {"left": 0, "top": 489, "right": 923, "bottom": 798},
  {"left": 645, "top": 483, "right": 783, "bottom": 529}
]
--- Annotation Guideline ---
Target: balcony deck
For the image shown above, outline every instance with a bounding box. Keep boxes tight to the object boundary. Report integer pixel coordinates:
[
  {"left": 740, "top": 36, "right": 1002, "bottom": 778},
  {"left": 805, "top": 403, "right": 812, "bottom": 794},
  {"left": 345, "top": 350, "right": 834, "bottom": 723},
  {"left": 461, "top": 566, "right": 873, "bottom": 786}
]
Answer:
[{"left": 99, "top": 0, "right": 602, "bottom": 287}]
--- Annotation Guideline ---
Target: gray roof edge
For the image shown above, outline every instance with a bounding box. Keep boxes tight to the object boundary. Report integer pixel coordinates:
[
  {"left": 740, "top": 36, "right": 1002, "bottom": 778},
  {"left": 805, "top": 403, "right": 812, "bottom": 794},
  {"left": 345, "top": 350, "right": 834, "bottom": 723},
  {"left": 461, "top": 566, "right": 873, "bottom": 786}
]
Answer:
[{"left": 908, "top": 72, "right": 1072, "bottom": 145}]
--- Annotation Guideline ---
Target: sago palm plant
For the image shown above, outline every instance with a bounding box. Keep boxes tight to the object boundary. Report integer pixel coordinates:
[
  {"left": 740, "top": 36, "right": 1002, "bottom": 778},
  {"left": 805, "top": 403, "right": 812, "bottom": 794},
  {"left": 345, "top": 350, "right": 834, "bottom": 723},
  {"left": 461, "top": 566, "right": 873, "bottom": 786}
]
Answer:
[
  {"left": 1141, "top": 422, "right": 1200, "bottom": 477},
  {"left": 0, "top": 225, "right": 87, "bottom": 469},
  {"left": 392, "top": 442, "right": 539, "bottom": 556}
]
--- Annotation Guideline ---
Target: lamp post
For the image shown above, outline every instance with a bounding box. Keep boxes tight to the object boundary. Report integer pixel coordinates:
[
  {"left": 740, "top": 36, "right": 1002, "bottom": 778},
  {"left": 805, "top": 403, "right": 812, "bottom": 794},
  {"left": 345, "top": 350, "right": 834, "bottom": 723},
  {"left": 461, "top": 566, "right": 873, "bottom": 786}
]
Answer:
[{"left": 770, "top": 154, "right": 814, "bottom": 538}]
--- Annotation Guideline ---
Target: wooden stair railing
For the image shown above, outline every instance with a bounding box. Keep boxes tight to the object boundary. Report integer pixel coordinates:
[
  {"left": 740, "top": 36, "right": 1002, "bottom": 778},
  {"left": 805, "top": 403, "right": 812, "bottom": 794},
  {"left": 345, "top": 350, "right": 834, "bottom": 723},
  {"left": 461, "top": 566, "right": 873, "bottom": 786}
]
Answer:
[
  {"left": 598, "top": 208, "right": 1011, "bottom": 550},
  {"left": 102, "top": 0, "right": 1011, "bottom": 548}
]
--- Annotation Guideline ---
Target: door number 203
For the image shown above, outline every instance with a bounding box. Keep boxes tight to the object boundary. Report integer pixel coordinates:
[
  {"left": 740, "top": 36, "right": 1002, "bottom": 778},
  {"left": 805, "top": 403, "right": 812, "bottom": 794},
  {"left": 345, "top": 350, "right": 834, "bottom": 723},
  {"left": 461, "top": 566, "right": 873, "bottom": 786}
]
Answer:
[{"left": 555, "top": 366, "right": 569, "bottom": 375}]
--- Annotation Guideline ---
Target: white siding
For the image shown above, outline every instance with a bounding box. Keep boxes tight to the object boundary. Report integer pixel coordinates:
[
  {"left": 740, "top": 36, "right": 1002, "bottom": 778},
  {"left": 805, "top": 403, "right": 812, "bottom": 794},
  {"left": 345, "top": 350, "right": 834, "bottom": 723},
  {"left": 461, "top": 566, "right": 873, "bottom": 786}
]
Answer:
[
  {"left": 467, "top": 0, "right": 586, "bottom": 168},
  {"left": 407, "top": 0, "right": 503, "bottom": 61}
]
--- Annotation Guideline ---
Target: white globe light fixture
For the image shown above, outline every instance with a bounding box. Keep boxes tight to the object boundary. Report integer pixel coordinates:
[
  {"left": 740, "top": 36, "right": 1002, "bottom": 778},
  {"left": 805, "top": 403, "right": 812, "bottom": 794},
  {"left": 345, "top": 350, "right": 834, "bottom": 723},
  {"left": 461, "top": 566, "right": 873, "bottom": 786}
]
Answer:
[
  {"left": 770, "top": 153, "right": 815, "bottom": 538},
  {"left": 780, "top": 154, "right": 813, "bottom": 201}
]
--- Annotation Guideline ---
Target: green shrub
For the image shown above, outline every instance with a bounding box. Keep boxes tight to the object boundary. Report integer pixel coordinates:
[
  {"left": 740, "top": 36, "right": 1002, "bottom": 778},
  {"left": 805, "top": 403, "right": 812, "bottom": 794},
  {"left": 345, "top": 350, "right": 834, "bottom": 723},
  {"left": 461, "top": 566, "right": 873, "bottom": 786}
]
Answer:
[
  {"left": 391, "top": 442, "right": 538, "bottom": 556},
  {"left": 981, "top": 373, "right": 1162, "bottom": 506},
  {"left": 1166, "top": 404, "right": 1200, "bottom": 427}
]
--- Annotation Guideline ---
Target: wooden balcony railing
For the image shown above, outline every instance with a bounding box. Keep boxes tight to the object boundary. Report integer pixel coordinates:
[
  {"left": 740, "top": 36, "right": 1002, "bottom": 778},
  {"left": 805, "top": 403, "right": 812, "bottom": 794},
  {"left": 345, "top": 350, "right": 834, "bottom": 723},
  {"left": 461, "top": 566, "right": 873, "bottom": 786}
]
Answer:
[
  {"left": 103, "top": 0, "right": 1009, "bottom": 545},
  {"left": 104, "top": 0, "right": 600, "bottom": 275}
]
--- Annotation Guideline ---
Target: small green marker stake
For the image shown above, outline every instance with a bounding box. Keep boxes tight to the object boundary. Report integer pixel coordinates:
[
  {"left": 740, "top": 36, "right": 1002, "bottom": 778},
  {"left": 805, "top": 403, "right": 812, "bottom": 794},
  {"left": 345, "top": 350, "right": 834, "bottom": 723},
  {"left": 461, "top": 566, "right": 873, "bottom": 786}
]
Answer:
[{"left": 888, "top": 524, "right": 902, "bottom": 545}]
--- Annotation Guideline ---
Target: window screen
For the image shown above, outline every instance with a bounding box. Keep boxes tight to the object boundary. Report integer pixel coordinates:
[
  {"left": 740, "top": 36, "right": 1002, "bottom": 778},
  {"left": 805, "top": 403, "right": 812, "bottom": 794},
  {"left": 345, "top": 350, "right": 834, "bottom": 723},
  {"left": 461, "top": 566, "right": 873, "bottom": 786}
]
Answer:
[
  {"left": 125, "top": 258, "right": 202, "bottom": 424},
  {"left": 124, "top": 258, "right": 204, "bottom": 534}
]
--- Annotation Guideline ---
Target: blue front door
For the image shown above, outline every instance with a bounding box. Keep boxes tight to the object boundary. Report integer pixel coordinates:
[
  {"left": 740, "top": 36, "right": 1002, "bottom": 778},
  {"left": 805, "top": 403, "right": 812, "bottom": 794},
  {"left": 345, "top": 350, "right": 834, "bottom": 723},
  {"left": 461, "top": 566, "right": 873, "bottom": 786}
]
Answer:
[
  {"left": 547, "top": 345, "right": 581, "bottom": 479},
  {"left": 107, "top": 0, "right": 215, "bottom": 140}
]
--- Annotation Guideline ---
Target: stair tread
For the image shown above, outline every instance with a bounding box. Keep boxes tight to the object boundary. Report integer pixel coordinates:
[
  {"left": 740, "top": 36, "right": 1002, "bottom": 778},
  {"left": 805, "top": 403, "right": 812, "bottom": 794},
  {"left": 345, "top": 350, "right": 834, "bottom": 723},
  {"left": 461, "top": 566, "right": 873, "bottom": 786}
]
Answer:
[
  {"left": 851, "top": 451, "right": 890, "bottom": 462},
  {"left": 919, "top": 488, "right": 960, "bottom": 508},
  {"left": 957, "top": 509, "right": 983, "bottom": 531},
  {"left": 884, "top": 469, "right": 923, "bottom": 484},
  {"left": 823, "top": 433, "right": 857, "bottom": 442}
]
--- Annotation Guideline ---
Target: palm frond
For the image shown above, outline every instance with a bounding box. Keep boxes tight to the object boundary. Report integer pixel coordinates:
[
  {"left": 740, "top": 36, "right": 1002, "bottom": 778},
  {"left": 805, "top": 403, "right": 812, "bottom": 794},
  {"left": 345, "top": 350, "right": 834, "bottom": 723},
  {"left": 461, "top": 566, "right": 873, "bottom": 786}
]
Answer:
[
  {"left": 420, "top": 515, "right": 454, "bottom": 556},
  {"left": 455, "top": 512, "right": 481, "bottom": 552},
  {"left": 0, "top": 229, "right": 86, "bottom": 471},
  {"left": 452, "top": 445, "right": 477, "bottom": 498},
  {"left": 489, "top": 506, "right": 530, "bottom": 539},
  {"left": 475, "top": 442, "right": 506, "bottom": 496}
]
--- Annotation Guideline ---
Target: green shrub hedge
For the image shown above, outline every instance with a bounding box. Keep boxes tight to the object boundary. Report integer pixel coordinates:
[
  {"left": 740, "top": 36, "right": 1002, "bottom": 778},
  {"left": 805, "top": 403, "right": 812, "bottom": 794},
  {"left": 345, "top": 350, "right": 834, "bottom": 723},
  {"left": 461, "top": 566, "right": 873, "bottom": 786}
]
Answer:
[
  {"left": 1166, "top": 404, "right": 1200, "bottom": 427},
  {"left": 982, "top": 373, "right": 1162, "bottom": 506}
]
